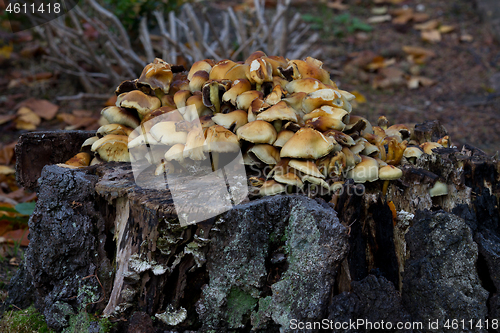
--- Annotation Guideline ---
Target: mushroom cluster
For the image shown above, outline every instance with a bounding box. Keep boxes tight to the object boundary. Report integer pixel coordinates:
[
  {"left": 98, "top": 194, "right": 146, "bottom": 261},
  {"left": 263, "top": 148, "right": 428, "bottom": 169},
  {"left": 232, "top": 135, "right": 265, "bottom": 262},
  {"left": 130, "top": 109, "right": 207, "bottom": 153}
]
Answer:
[{"left": 63, "top": 52, "right": 451, "bottom": 198}]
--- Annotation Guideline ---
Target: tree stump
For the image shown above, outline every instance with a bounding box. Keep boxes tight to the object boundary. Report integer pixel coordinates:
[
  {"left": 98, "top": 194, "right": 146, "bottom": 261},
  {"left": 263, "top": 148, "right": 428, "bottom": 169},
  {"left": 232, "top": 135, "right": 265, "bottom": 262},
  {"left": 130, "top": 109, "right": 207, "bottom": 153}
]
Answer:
[{"left": 5, "top": 121, "right": 500, "bottom": 332}]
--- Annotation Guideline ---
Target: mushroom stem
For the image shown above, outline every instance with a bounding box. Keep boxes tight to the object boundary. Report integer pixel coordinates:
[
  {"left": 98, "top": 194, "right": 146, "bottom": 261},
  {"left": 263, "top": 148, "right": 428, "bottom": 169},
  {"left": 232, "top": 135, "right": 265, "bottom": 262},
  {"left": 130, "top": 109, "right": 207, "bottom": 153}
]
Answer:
[
  {"left": 382, "top": 180, "right": 389, "bottom": 196},
  {"left": 256, "top": 83, "right": 262, "bottom": 92},
  {"left": 155, "top": 89, "right": 165, "bottom": 101},
  {"left": 273, "top": 120, "right": 282, "bottom": 133},
  {"left": 210, "top": 83, "right": 221, "bottom": 113},
  {"left": 211, "top": 151, "right": 219, "bottom": 172}
]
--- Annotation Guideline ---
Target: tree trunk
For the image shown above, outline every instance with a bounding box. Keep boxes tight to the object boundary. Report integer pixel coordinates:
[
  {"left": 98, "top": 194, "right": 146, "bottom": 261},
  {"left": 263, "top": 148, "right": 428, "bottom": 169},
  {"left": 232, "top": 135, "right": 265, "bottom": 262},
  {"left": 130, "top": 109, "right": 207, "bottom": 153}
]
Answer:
[{"left": 6, "top": 121, "right": 500, "bottom": 332}]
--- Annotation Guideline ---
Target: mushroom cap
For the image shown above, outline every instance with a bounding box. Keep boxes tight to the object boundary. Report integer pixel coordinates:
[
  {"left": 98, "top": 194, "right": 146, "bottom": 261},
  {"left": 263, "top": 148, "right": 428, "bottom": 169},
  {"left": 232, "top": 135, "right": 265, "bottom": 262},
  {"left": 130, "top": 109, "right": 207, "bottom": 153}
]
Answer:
[
  {"left": 209, "top": 59, "right": 239, "bottom": 80},
  {"left": 288, "top": 57, "right": 331, "bottom": 83},
  {"left": 174, "top": 90, "right": 192, "bottom": 110},
  {"left": 286, "top": 78, "right": 330, "bottom": 94},
  {"left": 237, "top": 120, "right": 277, "bottom": 144},
  {"left": 81, "top": 136, "right": 99, "bottom": 154},
  {"left": 274, "top": 172, "right": 303, "bottom": 188},
  {"left": 361, "top": 142, "right": 380, "bottom": 156},
  {"left": 150, "top": 121, "right": 188, "bottom": 145},
  {"left": 91, "top": 135, "right": 130, "bottom": 162},
  {"left": 138, "top": 58, "right": 173, "bottom": 94},
  {"left": 280, "top": 128, "right": 334, "bottom": 159},
  {"left": 223, "top": 64, "right": 249, "bottom": 81},
  {"left": 379, "top": 165, "right": 403, "bottom": 180},
  {"left": 236, "top": 90, "right": 264, "bottom": 111},
  {"left": 301, "top": 175, "right": 330, "bottom": 190},
  {"left": 248, "top": 144, "right": 281, "bottom": 165},
  {"left": 259, "top": 180, "right": 286, "bottom": 196},
  {"left": 165, "top": 144, "right": 185, "bottom": 164},
  {"left": 264, "top": 85, "right": 286, "bottom": 105},
  {"left": 420, "top": 142, "right": 443, "bottom": 154},
  {"left": 65, "top": 152, "right": 91, "bottom": 167},
  {"left": 128, "top": 133, "right": 159, "bottom": 149},
  {"left": 204, "top": 125, "right": 240, "bottom": 153},
  {"left": 323, "top": 129, "right": 355, "bottom": 146},
  {"left": 305, "top": 116, "right": 346, "bottom": 132},
  {"left": 403, "top": 146, "right": 424, "bottom": 159},
  {"left": 101, "top": 106, "right": 140, "bottom": 129},
  {"left": 222, "top": 79, "right": 252, "bottom": 105},
  {"left": 187, "top": 60, "right": 213, "bottom": 81},
  {"left": 385, "top": 124, "right": 411, "bottom": 141},
  {"left": 347, "top": 156, "right": 379, "bottom": 183},
  {"left": 246, "top": 58, "right": 273, "bottom": 85},
  {"left": 429, "top": 181, "right": 448, "bottom": 197},
  {"left": 256, "top": 101, "right": 298, "bottom": 123},
  {"left": 345, "top": 116, "right": 374, "bottom": 135},
  {"left": 183, "top": 128, "right": 207, "bottom": 161},
  {"left": 189, "top": 70, "right": 210, "bottom": 93},
  {"left": 97, "top": 124, "right": 134, "bottom": 138},
  {"left": 302, "top": 89, "right": 344, "bottom": 114},
  {"left": 212, "top": 110, "right": 248, "bottom": 131},
  {"left": 119, "top": 90, "right": 161, "bottom": 120},
  {"left": 262, "top": 55, "right": 288, "bottom": 76},
  {"left": 288, "top": 159, "right": 324, "bottom": 178},
  {"left": 273, "top": 130, "right": 294, "bottom": 147},
  {"left": 303, "top": 106, "right": 349, "bottom": 122},
  {"left": 155, "top": 160, "right": 175, "bottom": 176}
]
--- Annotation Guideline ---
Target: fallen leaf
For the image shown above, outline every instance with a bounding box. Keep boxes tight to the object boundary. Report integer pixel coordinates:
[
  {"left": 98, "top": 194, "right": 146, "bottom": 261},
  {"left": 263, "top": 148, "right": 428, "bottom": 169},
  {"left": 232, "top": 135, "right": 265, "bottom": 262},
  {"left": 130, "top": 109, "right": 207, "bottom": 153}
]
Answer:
[
  {"left": 57, "top": 113, "right": 98, "bottom": 129},
  {"left": 460, "top": 34, "right": 473, "bottom": 42},
  {"left": 402, "top": 45, "right": 436, "bottom": 58},
  {"left": 0, "top": 43, "right": 13, "bottom": 59},
  {"left": 438, "top": 25, "right": 455, "bottom": 34},
  {"left": 2, "top": 229, "right": 29, "bottom": 246},
  {"left": 412, "top": 13, "right": 430, "bottom": 23},
  {"left": 72, "top": 109, "right": 94, "bottom": 117},
  {"left": 15, "top": 106, "right": 41, "bottom": 130},
  {"left": 366, "top": 56, "right": 396, "bottom": 70},
  {"left": 0, "top": 166, "right": 15, "bottom": 175},
  {"left": 0, "top": 141, "right": 16, "bottom": 165},
  {"left": 351, "top": 91, "right": 367, "bottom": 103},
  {"left": 327, "top": 0, "right": 348, "bottom": 10},
  {"left": 373, "top": 67, "right": 405, "bottom": 89},
  {"left": 371, "top": 6, "right": 388, "bottom": 15},
  {"left": 0, "top": 114, "right": 15, "bottom": 125},
  {"left": 368, "top": 15, "right": 392, "bottom": 24},
  {"left": 414, "top": 19, "right": 440, "bottom": 30},
  {"left": 105, "top": 95, "right": 118, "bottom": 106},
  {"left": 421, "top": 29, "right": 441, "bottom": 43},
  {"left": 20, "top": 98, "right": 59, "bottom": 120},
  {"left": 392, "top": 11, "right": 414, "bottom": 25}
]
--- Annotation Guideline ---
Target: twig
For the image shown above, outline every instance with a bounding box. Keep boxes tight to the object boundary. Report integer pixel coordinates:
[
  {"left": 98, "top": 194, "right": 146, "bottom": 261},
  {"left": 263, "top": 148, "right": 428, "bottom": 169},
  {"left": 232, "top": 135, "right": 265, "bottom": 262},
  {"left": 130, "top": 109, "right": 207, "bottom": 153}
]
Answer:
[
  {"left": 87, "top": 0, "right": 131, "bottom": 50},
  {"left": 140, "top": 16, "right": 155, "bottom": 62},
  {"left": 56, "top": 93, "right": 112, "bottom": 101}
]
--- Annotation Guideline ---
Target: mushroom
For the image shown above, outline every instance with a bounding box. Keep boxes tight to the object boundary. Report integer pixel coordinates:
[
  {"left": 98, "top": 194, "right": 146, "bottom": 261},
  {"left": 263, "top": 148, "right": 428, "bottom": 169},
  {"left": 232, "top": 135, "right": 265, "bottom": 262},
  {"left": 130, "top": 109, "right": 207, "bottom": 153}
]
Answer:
[
  {"left": 165, "top": 144, "right": 186, "bottom": 168},
  {"left": 305, "top": 116, "right": 346, "bottom": 132},
  {"left": 264, "top": 85, "right": 286, "bottom": 105},
  {"left": 259, "top": 180, "right": 286, "bottom": 196},
  {"left": 174, "top": 90, "right": 192, "bottom": 110},
  {"left": 209, "top": 60, "right": 239, "bottom": 80},
  {"left": 203, "top": 125, "right": 240, "bottom": 171},
  {"left": 273, "top": 130, "right": 294, "bottom": 148},
  {"left": 91, "top": 135, "right": 130, "bottom": 162},
  {"left": 212, "top": 110, "right": 248, "bottom": 131},
  {"left": 274, "top": 172, "right": 304, "bottom": 189},
  {"left": 301, "top": 89, "right": 344, "bottom": 114},
  {"left": 222, "top": 79, "right": 252, "bottom": 105},
  {"left": 285, "top": 78, "right": 330, "bottom": 94},
  {"left": 346, "top": 156, "right": 379, "bottom": 183},
  {"left": 246, "top": 58, "right": 273, "bottom": 91},
  {"left": 256, "top": 101, "right": 298, "bottom": 132},
  {"left": 150, "top": 121, "right": 188, "bottom": 145},
  {"left": 429, "top": 181, "right": 448, "bottom": 197},
  {"left": 403, "top": 146, "right": 423, "bottom": 164},
  {"left": 65, "top": 152, "right": 91, "bottom": 168},
  {"left": 379, "top": 165, "right": 403, "bottom": 195},
  {"left": 281, "top": 128, "right": 334, "bottom": 160},
  {"left": 97, "top": 124, "right": 134, "bottom": 138},
  {"left": 235, "top": 90, "right": 263, "bottom": 110},
  {"left": 187, "top": 60, "right": 213, "bottom": 81},
  {"left": 202, "top": 80, "right": 231, "bottom": 113},
  {"left": 420, "top": 142, "right": 442, "bottom": 155},
  {"left": 223, "top": 64, "right": 249, "bottom": 81},
  {"left": 81, "top": 136, "right": 99, "bottom": 154},
  {"left": 137, "top": 58, "right": 173, "bottom": 94},
  {"left": 247, "top": 144, "right": 281, "bottom": 165},
  {"left": 119, "top": 90, "right": 162, "bottom": 120},
  {"left": 301, "top": 175, "right": 330, "bottom": 191},
  {"left": 288, "top": 159, "right": 324, "bottom": 178},
  {"left": 247, "top": 98, "right": 271, "bottom": 122},
  {"left": 101, "top": 106, "right": 140, "bottom": 129},
  {"left": 237, "top": 120, "right": 277, "bottom": 144},
  {"left": 189, "top": 70, "right": 210, "bottom": 93},
  {"left": 183, "top": 127, "right": 208, "bottom": 161}
]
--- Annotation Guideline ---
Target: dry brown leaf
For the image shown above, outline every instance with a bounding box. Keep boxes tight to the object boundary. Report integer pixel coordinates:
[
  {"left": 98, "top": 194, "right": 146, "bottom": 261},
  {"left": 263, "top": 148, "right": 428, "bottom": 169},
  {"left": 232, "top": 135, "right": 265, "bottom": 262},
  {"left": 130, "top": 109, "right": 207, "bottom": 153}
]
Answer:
[
  {"left": 373, "top": 67, "right": 405, "bottom": 89},
  {"left": 351, "top": 91, "right": 367, "bottom": 103},
  {"left": 366, "top": 56, "right": 396, "bottom": 70},
  {"left": 417, "top": 76, "right": 435, "bottom": 87},
  {"left": 57, "top": 113, "right": 97, "bottom": 129},
  {"left": 412, "top": 13, "right": 430, "bottom": 23},
  {"left": 20, "top": 98, "right": 59, "bottom": 120},
  {"left": 460, "top": 34, "right": 473, "bottom": 42},
  {"left": 15, "top": 106, "right": 41, "bottom": 130},
  {"left": 72, "top": 109, "right": 94, "bottom": 117},
  {"left": 392, "top": 12, "right": 414, "bottom": 25},
  {"left": 0, "top": 115, "right": 15, "bottom": 125},
  {"left": 0, "top": 142, "right": 16, "bottom": 165},
  {"left": 368, "top": 15, "right": 392, "bottom": 24},
  {"left": 414, "top": 19, "right": 440, "bottom": 30},
  {"left": 0, "top": 166, "right": 15, "bottom": 175},
  {"left": 438, "top": 25, "right": 455, "bottom": 34},
  {"left": 327, "top": 0, "right": 348, "bottom": 10},
  {"left": 421, "top": 29, "right": 442, "bottom": 43},
  {"left": 402, "top": 45, "right": 436, "bottom": 58}
]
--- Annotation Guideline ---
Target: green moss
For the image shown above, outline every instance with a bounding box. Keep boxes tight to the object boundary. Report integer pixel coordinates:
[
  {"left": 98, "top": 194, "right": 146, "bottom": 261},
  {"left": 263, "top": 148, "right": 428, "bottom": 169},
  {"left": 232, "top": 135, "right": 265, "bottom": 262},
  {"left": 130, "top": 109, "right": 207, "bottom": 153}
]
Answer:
[
  {"left": 0, "top": 305, "right": 53, "bottom": 333},
  {"left": 226, "top": 288, "right": 258, "bottom": 328},
  {"left": 63, "top": 312, "right": 115, "bottom": 333}
]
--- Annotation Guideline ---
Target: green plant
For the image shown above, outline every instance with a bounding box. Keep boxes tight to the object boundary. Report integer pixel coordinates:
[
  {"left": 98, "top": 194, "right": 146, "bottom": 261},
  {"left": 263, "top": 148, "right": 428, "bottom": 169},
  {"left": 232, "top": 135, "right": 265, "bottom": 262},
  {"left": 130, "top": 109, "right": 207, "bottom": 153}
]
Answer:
[
  {"left": 0, "top": 306, "right": 53, "bottom": 333},
  {"left": 301, "top": 10, "right": 372, "bottom": 38},
  {"left": 0, "top": 202, "right": 36, "bottom": 227}
]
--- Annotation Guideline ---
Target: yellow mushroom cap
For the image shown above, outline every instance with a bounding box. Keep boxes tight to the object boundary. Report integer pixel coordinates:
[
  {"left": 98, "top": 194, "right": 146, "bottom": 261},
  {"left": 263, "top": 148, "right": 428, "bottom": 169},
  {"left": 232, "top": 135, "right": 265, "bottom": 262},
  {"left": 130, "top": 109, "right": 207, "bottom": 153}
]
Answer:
[
  {"left": 237, "top": 120, "right": 277, "bottom": 144},
  {"left": 259, "top": 180, "right": 286, "bottom": 196},
  {"left": 280, "top": 128, "right": 334, "bottom": 159},
  {"left": 347, "top": 156, "right": 379, "bottom": 183},
  {"left": 256, "top": 101, "right": 298, "bottom": 123},
  {"left": 288, "top": 159, "right": 324, "bottom": 179},
  {"left": 138, "top": 58, "right": 173, "bottom": 94},
  {"left": 379, "top": 165, "right": 403, "bottom": 180}
]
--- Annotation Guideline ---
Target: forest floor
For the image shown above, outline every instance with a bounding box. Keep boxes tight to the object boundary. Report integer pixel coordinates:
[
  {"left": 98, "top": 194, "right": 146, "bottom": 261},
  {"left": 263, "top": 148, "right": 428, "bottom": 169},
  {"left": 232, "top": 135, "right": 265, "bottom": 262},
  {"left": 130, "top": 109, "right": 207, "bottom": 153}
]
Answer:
[{"left": 0, "top": 0, "right": 499, "bottom": 306}]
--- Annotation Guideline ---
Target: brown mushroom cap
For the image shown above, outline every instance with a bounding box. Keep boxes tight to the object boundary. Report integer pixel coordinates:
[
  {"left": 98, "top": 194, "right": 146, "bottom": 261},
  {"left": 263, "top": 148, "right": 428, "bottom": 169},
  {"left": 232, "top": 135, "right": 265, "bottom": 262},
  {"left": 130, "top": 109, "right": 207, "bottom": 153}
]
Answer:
[
  {"left": 101, "top": 106, "right": 140, "bottom": 129},
  {"left": 301, "top": 175, "right": 330, "bottom": 190},
  {"left": 303, "top": 106, "right": 349, "bottom": 122},
  {"left": 259, "top": 180, "right": 286, "bottom": 196},
  {"left": 236, "top": 90, "right": 264, "bottom": 110},
  {"left": 280, "top": 128, "right": 334, "bottom": 159},
  {"left": 273, "top": 130, "right": 294, "bottom": 147},
  {"left": 222, "top": 79, "right": 252, "bottom": 105},
  {"left": 248, "top": 144, "right": 281, "bottom": 165},
  {"left": 150, "top": 121, "right": 188, "bottom": 145},
  {"left": 97, "top": 124, "right": 134, "bottom": 138},
  {"left": 165, "top": 144, "right": 186, "bottom": 164},
  {"left": 81, "top": 136, "right": 99, "bottom": 154},
  {"left": 429, "top": 181, "right": 448, "bottom": 197},
  {"left": 212, "top": 110, "right": 248, "bottom": 131},
  {"left": 403, "top": 146, "right": 423, "bottom": 161},
  {"left": 183, "top": 128, "right": 207, "bottom": 161},
  {"left": 420, "top": 142, "right": 443, "bottom": 154},
  {"left": 204, "top": 125, "right": 240, "bottom": 153},
  {"left": 223, "top": 64, "right": 249, "bottom": 81},
  {"left": 236, "top": 120, "right": 277, "bottom": 144},
  {"left": 256, "top": 101, "right": 298, "bottom": 123},
  {"left": 91, "top": 135, "right": 130, "bottom": 162},
  {"left": 379, "top": 165, "right": 403, "bottom": 180},
  {"left": 288, "top": 159, "right": 324, "bottom": 178},
  {"left": 285, "top": 78, "right": 330, "bottom": 94},
  {"left": 187, "top": 60, "right": 213, "bottom": 81},
  {"left": 65, "top": 152, "right": 91, "bottom": 167},
  {"left": 274, "top": 172, "right": 303, "bottom": 188},
  {"left": 302, "top": 89, "right": 344, "bottom": 113},
  {"left": 347, "top": 156, "right": 379, "bottom": 183},
  {"left": 189, "top": 70, "right": 210, "bottom": 93},
  {"left": 246, "top": 58, "right": 273, "bottom": 85},
  {"left": 137, "top": 58, "right": 173, "bottom": 94},
  {"left": 305, "top": 116, "right": 346, "bottom": 132},
  {"left": 209, "top": 60, "right": 239, "bottom": 80},
  {"left": 119, "top": 90, "right": 162, "bottom": 120}
]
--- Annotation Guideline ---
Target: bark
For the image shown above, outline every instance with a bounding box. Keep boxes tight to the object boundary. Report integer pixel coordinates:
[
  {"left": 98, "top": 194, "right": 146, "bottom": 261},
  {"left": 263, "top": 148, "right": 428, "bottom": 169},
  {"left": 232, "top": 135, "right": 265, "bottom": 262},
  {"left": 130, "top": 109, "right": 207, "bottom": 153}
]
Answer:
[{"left": 6, "top": 121, "right": 500, "bottom": 332}]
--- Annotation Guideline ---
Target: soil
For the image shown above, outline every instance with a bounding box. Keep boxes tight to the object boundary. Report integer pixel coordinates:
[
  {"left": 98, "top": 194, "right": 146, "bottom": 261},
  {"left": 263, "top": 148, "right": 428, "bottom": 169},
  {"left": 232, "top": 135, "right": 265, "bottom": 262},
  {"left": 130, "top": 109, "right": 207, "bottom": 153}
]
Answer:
[{"left": 0, "top": 0, "right": 499, "bottom": 310}]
